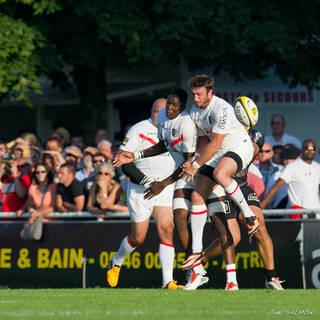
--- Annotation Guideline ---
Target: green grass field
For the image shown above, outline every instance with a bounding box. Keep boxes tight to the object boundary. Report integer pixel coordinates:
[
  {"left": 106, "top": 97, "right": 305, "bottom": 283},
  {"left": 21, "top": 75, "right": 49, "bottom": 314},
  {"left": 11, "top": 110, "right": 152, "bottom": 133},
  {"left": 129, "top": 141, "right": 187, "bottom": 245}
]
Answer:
[{"left": 0, "top": 289, "right": 318, "bottom": 320}]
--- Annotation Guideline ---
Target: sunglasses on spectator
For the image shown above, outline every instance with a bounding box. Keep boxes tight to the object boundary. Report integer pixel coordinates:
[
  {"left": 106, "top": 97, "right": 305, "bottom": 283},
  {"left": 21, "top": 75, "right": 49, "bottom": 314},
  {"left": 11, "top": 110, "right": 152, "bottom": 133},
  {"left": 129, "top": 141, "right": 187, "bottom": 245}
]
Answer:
[
  {"left": 35, "top": 170, "right": 47, "bottom": 174},
  {"left": 271, "top": 121, "right": 283, "bottom": 125},
  {"left": 98, "top": 171, "right": 110, "bottom": 176},
  {"left": 66, "top": 153, "right": 77, "bottom": 158},
  {"left": 303, "top": 146, "right": 316, "bottom": 151},
  {"left": 93, "top": 159, "right": 105, "bottom": 163},
  {"left": 260, "top": 149, "right": 272, "bottom": 153}
]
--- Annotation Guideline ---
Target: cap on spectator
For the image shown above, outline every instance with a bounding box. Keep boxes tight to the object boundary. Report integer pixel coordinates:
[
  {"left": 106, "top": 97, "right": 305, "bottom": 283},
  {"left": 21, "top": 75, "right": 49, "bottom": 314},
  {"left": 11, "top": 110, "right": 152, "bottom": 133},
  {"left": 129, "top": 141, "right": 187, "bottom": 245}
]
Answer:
[
  {"left": 50, "top": 127, "right": 70, "bottom": 144},
  {"left": 64, "top": 146, "right": 83, "bottom": 159},
  {"left": 21, "top": 133, "right": 37, "bottom": 146},
  {"left": 280, "top": 146, "right": 300, "bottom": 161},
  {"left": 84, "top": 146, "right": 98, "bottom": 155}
]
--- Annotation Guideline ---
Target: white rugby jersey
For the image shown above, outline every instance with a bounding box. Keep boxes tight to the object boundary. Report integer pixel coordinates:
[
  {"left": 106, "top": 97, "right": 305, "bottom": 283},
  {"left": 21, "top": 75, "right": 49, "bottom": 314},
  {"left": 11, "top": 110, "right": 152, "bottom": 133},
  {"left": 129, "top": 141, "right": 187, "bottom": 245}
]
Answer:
[
  {"left": 190, "top": 95, "right": 249, "bottom": 152},
  {"left": 120, "top": 118, "right": 175, "bottom": 180},
  {"left": 157, "top": 109, "right": 197, "bottom": 166},
  {"left": 280, "top": 158, "right": 320, "bottom": 209}
]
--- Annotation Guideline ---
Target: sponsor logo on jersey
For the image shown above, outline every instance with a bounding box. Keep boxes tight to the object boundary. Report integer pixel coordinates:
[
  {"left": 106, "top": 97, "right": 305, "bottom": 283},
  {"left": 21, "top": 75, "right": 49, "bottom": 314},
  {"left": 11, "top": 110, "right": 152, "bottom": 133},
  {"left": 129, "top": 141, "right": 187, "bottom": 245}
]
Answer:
[
  {"left": 122, "top": 137, "right": 129, "bottom": 146},
  {"left": 247, "top": 193, "right": 259, "bottom": 202},
  {"left": 224, "top": 200, "right": 231, "bottom": 213},
  {"left": 218, "top": 108, "right": 228, "bottom": 129},
  {"left": 172, "top": 128, "right": 177, "bottom": 137}
]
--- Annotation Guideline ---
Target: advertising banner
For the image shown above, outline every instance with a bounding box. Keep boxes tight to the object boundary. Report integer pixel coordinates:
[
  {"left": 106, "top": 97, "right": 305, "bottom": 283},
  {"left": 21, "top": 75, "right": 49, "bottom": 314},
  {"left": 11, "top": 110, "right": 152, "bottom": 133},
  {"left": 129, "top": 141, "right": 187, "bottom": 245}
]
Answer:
[
  {"left": 303, "top": 221, "right": 320, "bottom": 288},
  {"left": 0, "top": 220, "right": 302, "bottom": 289}
]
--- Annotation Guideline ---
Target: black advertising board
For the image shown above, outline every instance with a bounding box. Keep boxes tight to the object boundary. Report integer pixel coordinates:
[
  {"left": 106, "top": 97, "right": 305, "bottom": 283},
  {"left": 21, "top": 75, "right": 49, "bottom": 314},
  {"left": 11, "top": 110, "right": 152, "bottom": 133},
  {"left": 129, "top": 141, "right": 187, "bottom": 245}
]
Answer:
[{"left": 0, "top": 220, "right": 303, "bottom": 289}]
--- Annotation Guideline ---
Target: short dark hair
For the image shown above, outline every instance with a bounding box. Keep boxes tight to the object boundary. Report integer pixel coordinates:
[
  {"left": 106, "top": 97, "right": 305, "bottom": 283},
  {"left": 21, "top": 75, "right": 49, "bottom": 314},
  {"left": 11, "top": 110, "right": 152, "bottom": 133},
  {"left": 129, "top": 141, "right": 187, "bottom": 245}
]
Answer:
[
  {"left": 60, "top": 162, "right": 76, "bottom": 175},
  {"left": 170, "top": 88, "right": 188, "bottom": 107},
  {"left": 93, "top": 152, "right": 107, "bottom": 161},
  {"left": 187, "top": 74, "right": 214, "bottom": 93}
]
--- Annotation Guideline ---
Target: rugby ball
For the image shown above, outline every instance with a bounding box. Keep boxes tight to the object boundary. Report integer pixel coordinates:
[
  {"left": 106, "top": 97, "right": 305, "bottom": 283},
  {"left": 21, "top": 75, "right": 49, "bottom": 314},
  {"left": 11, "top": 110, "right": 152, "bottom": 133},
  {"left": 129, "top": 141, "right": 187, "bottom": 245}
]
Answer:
[{"left": 234, "top": 96, "right": 259, "bottom": 127}]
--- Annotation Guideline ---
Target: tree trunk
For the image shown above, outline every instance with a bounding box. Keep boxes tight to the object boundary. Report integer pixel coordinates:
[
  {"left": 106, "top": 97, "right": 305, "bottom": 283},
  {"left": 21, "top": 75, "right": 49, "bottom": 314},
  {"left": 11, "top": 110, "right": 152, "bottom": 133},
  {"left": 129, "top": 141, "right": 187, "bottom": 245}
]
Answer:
[{"left": 72, "top": 60, "right": 107, "bottom": 144}]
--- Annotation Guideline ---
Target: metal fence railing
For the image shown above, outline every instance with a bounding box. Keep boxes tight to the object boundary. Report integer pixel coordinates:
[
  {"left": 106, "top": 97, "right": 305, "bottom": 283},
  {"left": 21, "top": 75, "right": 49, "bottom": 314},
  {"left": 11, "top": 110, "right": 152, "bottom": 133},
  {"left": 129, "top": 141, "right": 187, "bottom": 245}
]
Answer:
[{"left": 0, "top": 209, "right": 319, "bottom": 221}]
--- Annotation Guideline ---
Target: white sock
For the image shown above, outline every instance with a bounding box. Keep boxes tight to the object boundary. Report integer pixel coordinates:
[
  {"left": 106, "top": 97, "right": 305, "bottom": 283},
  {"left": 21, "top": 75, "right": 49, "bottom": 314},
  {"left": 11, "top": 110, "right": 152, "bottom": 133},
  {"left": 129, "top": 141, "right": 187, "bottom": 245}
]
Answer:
[
  {"left": 112, "top": 236, "right": 136, "bottom": 266},
  {"left": 159, "top": 242, "right": 174, "bottom": 286},
  {"left": 192, "top": 260, "right": 206, "bottom": 276},
  {"left": 225, "top": 180, "right": 254, "bottom": 218},
  {"left": 226, "top": 263, "right": 237, "bottom": 284},
  {"left": 190, "top": 204, "right": 207, "bottom": 253}
]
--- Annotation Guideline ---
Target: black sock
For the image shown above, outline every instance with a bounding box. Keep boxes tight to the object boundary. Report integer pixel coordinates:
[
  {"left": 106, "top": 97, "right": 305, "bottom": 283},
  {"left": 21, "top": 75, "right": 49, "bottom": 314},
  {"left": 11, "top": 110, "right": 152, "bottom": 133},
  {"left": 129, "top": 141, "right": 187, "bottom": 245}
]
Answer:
[{"left": 265, "top": 269, "right": 278, "bottom": 281}]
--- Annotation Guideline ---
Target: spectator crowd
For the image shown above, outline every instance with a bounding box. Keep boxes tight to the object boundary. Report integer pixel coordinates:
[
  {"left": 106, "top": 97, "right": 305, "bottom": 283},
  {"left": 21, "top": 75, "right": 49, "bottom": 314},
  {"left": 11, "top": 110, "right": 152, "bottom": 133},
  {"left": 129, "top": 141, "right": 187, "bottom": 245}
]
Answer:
[{"left": 0, "top": 112, "right": 319, "bottom": 223}]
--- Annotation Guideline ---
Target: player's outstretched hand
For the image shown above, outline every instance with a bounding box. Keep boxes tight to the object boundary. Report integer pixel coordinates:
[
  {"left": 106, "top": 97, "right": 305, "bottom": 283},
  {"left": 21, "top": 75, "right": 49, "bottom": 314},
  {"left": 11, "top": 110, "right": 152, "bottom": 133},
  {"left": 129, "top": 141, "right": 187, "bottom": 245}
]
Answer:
[
  {"left": 144, "top": 181, "right": 165, "bottom": 200},
  {"left": 113, "top": 150, "right": 134, "bottom": 167}
]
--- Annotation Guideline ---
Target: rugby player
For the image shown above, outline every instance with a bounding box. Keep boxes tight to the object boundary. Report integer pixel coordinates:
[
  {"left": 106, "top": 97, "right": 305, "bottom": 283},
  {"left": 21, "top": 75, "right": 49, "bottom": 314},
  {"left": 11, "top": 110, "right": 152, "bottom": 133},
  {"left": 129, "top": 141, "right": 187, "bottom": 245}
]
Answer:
[
  {"left": 181, "top": 74, "right": 259, "bottom": 290},
  {"left": 107, "top": 98, "right": 183, "bottom": 289},
  {"left": 114, "top": 89, "right": 210, "bottom": 289},
  {"left": 188, "top": 128, "right": 284, "bottom": 290}
]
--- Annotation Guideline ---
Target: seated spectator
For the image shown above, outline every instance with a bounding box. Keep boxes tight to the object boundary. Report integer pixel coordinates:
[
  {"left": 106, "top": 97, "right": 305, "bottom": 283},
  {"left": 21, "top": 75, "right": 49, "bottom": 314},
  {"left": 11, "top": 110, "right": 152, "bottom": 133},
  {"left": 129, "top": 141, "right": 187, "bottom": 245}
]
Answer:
[
  {"left": 265, "top": 114, "right": 302, "bottom": 149},
  {"left": 70, "top": 135, "right": 85, "bottom": 151},
  {"left": 0, "top": 157, "right": 31, "bottom": 212},
  {"left": 12, "top": 143, "right": 30, "bottom": 160},
  {"left": 95, "top": 128, "right": 110, "bottom": 146},
  {"left": 87, "top": 162, "right": 128, "bottom": 218},
  {"left": 55, "top": 163, "right": 85, "bottom": 212},
  {"left": 75, "top": 149, "right": 95, "bottom": 182},
  {"left": 41, "top": 152, "right": 59, "bottom": 183},
  {"left": 257, "top": 142, "right": 279, "bottom": 187},
  {"left": 97, "top": 140, "right": 113, "bottom": 162},
  {"left": 64, "top": 145, "right": 83, "bottom": 168},
  {"left": 17, "top": 162, "right": 56, "bottom": 223},
  {"left": 271, "top": 145, "right": 284, "bottom": 170},
  {"left": 264, "top": 146, "right": 301, "bottom": 210},
  {"left": 49, "top": 127, "right": 70, "bottom": 149},
  {"left": 30, "top": 146, "right": 41, "bottom": 168},
  {"left": 46, "top": 138, "right": 63, "bottom": 153},
  {"left": 82, "top": 153, "right": 107, "bottom": 201},
  {"left": 261, "top": 140, "right": 319, "bottom": 219},
  {"left": 21, "top": 132, "right": 38, "bottom": 148}
]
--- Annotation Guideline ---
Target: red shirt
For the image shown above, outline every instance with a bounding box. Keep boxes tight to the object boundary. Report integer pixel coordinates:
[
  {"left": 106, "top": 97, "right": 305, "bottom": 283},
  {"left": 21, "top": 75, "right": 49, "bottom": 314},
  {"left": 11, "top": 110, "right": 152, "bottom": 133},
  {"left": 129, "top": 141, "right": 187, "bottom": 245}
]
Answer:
[{"left": 1, "top": 174, "right": 31, "bottom": 212}]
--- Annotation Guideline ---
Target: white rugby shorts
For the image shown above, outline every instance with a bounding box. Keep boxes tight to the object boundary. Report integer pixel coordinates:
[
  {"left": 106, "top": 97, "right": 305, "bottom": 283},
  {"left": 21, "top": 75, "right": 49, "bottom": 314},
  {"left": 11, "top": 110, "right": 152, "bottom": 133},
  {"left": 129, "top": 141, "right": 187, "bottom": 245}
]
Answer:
[
  {"left": 127, "top": 181, "right": 174, "bottom": 223},
  {"left": 206, "top": 138, "right": 254, "bottom": 170}
]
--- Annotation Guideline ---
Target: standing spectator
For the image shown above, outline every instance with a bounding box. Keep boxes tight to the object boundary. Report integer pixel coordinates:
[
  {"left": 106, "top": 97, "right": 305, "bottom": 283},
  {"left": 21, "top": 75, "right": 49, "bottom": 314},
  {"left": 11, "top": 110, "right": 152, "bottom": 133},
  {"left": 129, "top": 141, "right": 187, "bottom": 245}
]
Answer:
[
  {"left": 86, "top": 162, "right": 128, "bottom": 219},
  {"left": 95, "top": 128, "right": 110, "bottom": 146},
  {"left": 55, "top": 163, "right": 85, "bottom": 212},
  {"left": 261, "top": 139, "right": 320, "bottom": 219},
  {"left": 75, "top": 149, "right": 95, "bottom": 182},
  {"left": 257, "top": 142, "right": 279, "bottom": 187},
  {"left": 264, "top": 146, "right": 300, "bottom": 210},
  {"left": 265, "top": 114, "right": 301, "bottom": 149},
  {"left": 49, "top": 127, "right": 70, "bottom": 149},
  {"left": 0, "top": 158, "right": 31, "bottom": 212},
  {"left": 97, "top": 140, "right": 113, "bottom": 162},
  {"left": 17, "top": 162, "right": 56, "bottom": 223}
]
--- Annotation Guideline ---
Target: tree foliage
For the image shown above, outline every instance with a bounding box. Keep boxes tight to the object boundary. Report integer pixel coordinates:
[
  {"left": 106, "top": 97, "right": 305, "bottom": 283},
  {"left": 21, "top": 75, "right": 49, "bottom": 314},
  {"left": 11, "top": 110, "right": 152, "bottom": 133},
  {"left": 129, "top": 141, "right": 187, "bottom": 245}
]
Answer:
[{"left": 1, "top": 0, "right": 320, "bottom": 113}]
